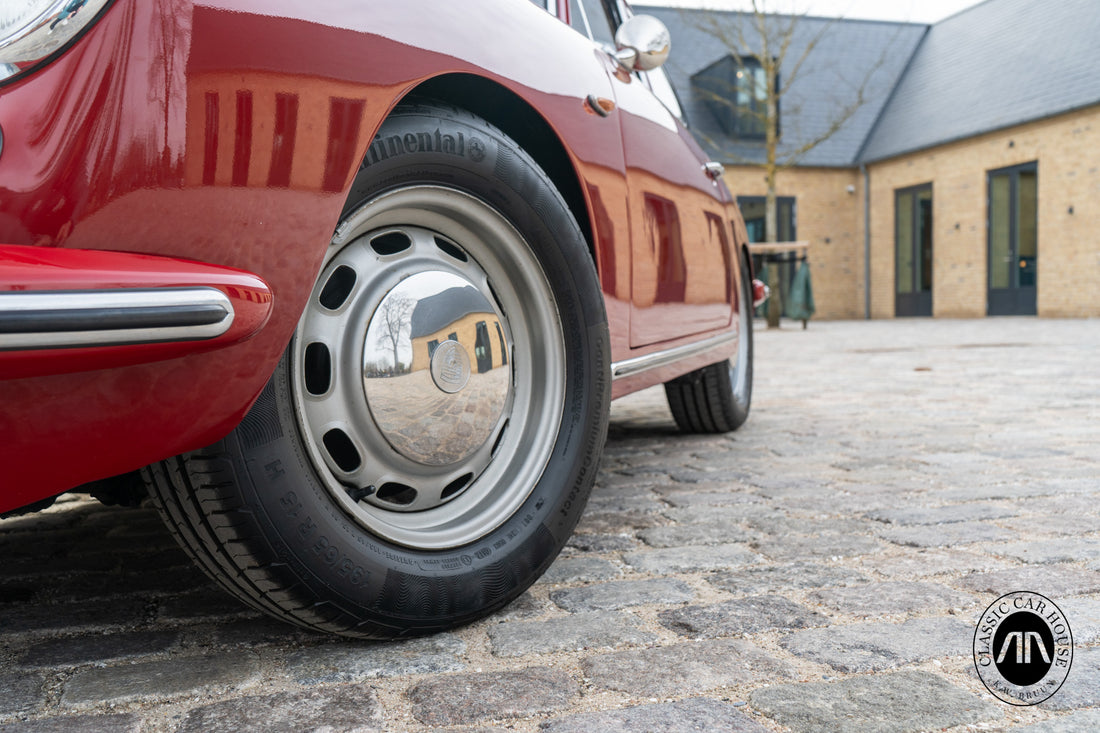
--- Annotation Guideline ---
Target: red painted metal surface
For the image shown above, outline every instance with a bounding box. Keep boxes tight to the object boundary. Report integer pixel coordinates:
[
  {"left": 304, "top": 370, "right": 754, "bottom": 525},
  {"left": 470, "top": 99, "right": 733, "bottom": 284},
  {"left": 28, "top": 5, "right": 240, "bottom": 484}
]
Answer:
[{"left": 0, "top": 0, "right": 745, "bottom": 511}]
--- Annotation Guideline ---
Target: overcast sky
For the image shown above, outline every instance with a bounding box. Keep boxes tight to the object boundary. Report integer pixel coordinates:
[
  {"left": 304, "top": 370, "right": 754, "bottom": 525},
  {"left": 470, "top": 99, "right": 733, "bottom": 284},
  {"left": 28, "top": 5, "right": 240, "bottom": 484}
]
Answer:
[{"left": 631, "top": 0, "right": 986, "bottom": 24}]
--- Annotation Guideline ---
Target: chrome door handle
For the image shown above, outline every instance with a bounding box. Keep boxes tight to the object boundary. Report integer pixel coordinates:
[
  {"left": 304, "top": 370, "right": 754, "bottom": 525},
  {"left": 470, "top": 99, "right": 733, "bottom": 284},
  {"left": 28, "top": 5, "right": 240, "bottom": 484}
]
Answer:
[{"left": 703, "top": 161, "right": 725, "bottom": 179}]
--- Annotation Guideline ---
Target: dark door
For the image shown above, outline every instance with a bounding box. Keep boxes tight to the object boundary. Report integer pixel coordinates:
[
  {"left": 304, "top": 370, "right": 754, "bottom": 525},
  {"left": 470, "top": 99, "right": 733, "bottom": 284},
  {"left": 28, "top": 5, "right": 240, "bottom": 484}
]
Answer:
[
  {"left": 895, "top": 184, "right": 933, "bottom": 316},
  {"left": 988, "top": 163, "right": 1037, "bottom": 315}
]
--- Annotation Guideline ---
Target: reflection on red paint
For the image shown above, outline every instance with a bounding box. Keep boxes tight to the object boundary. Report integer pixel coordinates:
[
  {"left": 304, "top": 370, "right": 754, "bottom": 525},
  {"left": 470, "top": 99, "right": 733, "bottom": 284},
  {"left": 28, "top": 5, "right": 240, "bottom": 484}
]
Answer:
[
  {"left": 202, "top": 91, "right": 219, "bottom": 186},
  {"left": 232, "top": 90, "right": 253, "bottom": 187},
  {"left": 706, "top": 211, "right": 733, "bottom": 304},
  {"left": 323, "top": 97, "right": 366, "bottom": 193},
  {"left": 268, "top": 93, "right": 298, "bottom": 187},
  {"left": 645, "top": 194, "right": 685, "bottom": 303}
]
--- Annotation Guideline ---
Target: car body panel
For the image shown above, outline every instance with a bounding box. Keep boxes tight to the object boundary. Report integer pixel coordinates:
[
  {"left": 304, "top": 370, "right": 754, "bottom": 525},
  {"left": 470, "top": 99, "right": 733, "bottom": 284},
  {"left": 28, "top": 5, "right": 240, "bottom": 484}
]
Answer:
[{"left": 0, "top": 0, "right": 745, "bottom": 512}]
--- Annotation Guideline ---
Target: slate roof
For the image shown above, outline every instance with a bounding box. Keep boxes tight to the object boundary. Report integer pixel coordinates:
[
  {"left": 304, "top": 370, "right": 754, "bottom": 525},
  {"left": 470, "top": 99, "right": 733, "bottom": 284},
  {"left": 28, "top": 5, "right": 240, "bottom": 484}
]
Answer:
[
  {"left": 649, "top": 0, "right": 1100, "bottom": 166},
  {"left": 858, "top": 0, "right": 1100, "bottom": 162},
  {"left": 409, "top": 286, "right": 493, "bottom": 339},
  {"left": 647, "top": 7, "right": 926, "bottom": 167}
]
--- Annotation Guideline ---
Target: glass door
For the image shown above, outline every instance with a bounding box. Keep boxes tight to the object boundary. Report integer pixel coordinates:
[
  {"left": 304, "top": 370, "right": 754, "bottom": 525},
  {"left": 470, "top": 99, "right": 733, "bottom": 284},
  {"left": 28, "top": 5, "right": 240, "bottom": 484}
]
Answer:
[
  {"left": 895, "top": 184, "right": 933, "bottom": 316},
  {"left": 988, "top": 163, "right": 1038, "bottom": 315}
]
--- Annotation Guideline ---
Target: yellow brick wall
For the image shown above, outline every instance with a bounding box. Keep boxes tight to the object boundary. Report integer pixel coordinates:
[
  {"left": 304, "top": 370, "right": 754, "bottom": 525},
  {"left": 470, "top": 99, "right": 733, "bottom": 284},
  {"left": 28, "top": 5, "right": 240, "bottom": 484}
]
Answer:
[
  {"left": 867, "top": 104, "right": 1100, "bottom": 318},
  {"left": 723, "top": 166, "right": 864, "bottom": 319}
]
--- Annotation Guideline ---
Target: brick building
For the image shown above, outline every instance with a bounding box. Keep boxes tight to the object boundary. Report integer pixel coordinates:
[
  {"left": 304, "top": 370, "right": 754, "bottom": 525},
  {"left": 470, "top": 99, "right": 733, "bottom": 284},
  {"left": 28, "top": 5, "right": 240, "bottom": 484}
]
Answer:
[{"left": 650, "top": 0, "right": 1100, "bottom": 319}]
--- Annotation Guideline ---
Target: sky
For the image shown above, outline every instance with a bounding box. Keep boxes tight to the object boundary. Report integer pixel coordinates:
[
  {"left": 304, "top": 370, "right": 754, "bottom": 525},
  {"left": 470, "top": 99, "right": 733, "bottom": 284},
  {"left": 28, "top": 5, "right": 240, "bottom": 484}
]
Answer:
[{"left": 631, "top": 0, "right": 986, "bottom": 24}]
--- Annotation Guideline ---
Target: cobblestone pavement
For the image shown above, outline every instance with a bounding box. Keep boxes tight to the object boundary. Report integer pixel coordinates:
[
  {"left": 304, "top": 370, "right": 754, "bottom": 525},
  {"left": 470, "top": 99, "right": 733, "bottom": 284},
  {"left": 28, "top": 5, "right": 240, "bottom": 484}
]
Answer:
[{"left": 2, "top": 317, "right": 1099, "bottom": 732}]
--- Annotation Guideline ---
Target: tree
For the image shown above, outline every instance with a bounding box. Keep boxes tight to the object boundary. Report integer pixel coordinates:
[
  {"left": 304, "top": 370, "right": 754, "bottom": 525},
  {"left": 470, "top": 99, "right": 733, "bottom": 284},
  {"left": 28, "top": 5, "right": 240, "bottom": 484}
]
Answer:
[
  {"left": 687, "top": 0, "right": 890, "bottom": 326},
  {"left": 375, "top": 294, "right": 414, "bottom": 372}
]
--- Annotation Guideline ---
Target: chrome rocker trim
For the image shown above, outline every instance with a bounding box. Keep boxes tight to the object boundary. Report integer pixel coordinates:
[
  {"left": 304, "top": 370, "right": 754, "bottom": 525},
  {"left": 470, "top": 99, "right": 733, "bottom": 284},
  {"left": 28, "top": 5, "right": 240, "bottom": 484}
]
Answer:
[
  {"left": 0, "top": 287, "right": 234, "bottom": 350},
  {"left": 610, "top": 330, "right": 737, "bottom": 381}
]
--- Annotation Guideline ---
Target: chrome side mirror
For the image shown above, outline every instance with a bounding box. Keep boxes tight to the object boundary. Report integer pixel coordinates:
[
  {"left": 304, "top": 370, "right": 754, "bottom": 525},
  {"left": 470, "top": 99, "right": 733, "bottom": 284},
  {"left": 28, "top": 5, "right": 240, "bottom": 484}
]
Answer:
[{"left": 613, "top": 15, "right": 670, "bottom": 72}]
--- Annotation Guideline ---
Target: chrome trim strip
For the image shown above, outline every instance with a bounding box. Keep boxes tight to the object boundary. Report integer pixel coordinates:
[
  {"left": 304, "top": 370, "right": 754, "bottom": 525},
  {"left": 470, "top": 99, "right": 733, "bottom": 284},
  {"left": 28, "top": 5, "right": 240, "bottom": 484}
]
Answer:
[
  {"left": 0, "top": 287, "right": 234, "bottom": 350},
  {"left": 611, "top": 330, "right": 737, "bottom": 381}
]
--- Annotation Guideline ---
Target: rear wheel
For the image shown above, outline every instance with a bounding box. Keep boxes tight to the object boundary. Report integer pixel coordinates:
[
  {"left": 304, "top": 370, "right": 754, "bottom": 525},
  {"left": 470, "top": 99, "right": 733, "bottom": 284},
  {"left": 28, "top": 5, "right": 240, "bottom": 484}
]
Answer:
[
  {"left": 664, "top": 250, "right": 754, "bottom": 433},
  {"left": 144, "top": 101, "right": 609, "bottom": 637}
]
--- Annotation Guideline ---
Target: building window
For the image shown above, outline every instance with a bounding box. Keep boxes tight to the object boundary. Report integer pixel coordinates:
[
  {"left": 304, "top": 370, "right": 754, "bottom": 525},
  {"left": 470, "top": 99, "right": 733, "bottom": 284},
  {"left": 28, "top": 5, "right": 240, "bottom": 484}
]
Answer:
[
  {"left": 737, "top": 196, "right": 795, "bottom": 243},
  {"left": 693, "top": 55, "right": 775, "bottom": 140}
]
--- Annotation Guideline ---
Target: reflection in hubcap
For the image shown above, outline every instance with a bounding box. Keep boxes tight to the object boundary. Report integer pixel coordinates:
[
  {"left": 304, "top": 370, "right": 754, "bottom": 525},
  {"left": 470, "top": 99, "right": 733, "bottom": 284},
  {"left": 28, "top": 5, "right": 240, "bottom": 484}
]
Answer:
[{"left": 363, "top": 271, "right": 512, "bottom": 467}]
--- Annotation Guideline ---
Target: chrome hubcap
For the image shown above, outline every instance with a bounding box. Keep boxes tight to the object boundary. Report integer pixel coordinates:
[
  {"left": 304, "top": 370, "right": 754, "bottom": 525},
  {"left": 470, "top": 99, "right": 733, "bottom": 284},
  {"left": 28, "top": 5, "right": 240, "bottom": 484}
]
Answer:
[
  {"left": 291, "top": 186, "right": 564, "bottom": 550},
  {"left": 362, "top": 269, "right": 512, "bottom": 468}
]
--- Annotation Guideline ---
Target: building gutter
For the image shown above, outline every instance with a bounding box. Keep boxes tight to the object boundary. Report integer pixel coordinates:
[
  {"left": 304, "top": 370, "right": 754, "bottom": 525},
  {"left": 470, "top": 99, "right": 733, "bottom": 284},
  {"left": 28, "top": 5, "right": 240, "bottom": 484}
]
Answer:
[{"left": 862, "top": 163, "right": 871, "bottom": 319}]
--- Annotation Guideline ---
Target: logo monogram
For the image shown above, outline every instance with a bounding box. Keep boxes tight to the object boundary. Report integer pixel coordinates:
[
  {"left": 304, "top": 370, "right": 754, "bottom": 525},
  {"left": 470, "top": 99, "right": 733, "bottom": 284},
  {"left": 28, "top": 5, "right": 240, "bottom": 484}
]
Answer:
[{"left": 997, "top": 631, "right": 1051, "bottom": 665}]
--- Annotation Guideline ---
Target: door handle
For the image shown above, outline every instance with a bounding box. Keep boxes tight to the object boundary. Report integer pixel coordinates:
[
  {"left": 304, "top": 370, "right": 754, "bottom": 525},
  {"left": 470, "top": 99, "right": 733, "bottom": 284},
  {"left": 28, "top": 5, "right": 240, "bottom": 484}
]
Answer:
[
  {"left": 703, "top": 161, "right": 725, "bottom": 179},
  {"left": 586, "top": 95, "right": 615, "bottom": 117}
]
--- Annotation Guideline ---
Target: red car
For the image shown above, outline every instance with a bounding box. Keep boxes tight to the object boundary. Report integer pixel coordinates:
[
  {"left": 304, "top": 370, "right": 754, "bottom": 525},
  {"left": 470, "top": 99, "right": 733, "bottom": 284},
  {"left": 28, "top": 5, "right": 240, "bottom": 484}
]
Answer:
[{"left": 0, "top": 0, "right": 761, "bottom": 637}]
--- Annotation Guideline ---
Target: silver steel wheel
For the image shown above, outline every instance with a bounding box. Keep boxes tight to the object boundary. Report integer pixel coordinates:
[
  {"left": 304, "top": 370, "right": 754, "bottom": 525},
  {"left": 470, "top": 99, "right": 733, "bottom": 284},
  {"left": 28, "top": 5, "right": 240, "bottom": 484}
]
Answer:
[{"left": 291, "top": 186, "right": 565, "bottom": 550}]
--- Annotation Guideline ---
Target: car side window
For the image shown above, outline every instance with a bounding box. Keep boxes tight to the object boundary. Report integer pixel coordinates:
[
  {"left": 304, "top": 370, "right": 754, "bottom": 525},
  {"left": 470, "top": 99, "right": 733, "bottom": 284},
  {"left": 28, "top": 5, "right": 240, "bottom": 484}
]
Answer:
[
  {"left": 645, "top": 67, "right": 686, "bottom": 123},
  {"left": 528, "top": 0, "right": 551, "bottom": 10},
  {"left": 570, "top": 0, "right": 616, "bottom": 47}
]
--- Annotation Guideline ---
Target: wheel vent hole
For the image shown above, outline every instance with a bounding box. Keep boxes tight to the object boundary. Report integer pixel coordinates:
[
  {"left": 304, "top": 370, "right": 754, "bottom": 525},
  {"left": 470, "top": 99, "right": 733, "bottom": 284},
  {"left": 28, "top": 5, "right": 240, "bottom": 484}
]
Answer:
[
  {"left": 319, "top": 265, "right": 357, "bottom": 310},
  {"left": 322, "top": 429, "right": 361, "bottom": 473},
  {"left": 370, "top": 231, "right": 411, "bottom": 256},
  {"left": 490, "top": 420, "right": 508, "bottom": 457},
  {"left": 434, "top": 236, "right": 468, "bottom": 262},
  {"left": 304, "top": 343, "right": 332, "bottom": 395},
  {"left": 441, "top": 473, "right": 473, "bottom": 501},
  {"left": 376, "top": 482, "right": 417, "bottom": 506}
]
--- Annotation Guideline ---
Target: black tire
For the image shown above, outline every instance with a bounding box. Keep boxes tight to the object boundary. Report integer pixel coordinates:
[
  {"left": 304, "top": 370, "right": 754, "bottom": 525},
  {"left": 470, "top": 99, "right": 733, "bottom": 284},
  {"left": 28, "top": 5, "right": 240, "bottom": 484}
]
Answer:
[
  {"left": 664, "top": 250, "right": 754, "bottom": 433},
  {"left": 144, "top": 100, "right": 610, "bottom": 638}
]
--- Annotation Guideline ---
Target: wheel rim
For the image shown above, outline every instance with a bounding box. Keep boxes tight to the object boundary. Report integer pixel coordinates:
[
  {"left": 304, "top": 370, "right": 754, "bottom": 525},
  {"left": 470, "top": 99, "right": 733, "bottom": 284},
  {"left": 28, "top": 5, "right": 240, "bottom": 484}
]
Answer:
[
  {"left": 730, "top": 268, "right": 751, "bottom": 404},
  {"left": 291, "top": 186, "right": 565, "bottom": 550}
]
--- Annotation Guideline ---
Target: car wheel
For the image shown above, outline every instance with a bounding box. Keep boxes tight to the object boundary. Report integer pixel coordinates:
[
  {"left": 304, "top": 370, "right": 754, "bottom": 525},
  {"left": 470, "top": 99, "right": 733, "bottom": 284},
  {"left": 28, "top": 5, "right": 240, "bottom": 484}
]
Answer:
[
  {"left": 144, "top": 100, "right": 610, "bottom": 637},
  {"left": 663, "top": 250, "right": 753, "bottom": 433}
]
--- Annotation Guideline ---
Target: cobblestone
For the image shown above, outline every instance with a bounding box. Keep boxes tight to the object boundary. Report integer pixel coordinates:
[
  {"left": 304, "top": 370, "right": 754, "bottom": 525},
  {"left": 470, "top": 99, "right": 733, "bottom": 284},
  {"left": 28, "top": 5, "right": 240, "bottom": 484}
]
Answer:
[
  {"left": 17, "top": 631, "right": 180, "bottom": 669},
  {"left": 779, "top": 616, "right": 973, "bottom": 672},
  {"left": 3, "top": 319, "right": 1099, "bottom": 731},
  {"left": 0, "top": 673, "right": 46, "bottom": 717},
  {"left": 955, "top": 564, "right": 1100, "bottom": 596},
  {"left": 286, "top": 634, "right": 466, "bottom": 684},
  {"left": 488, "top": 611, "right": 657, "bottom": 657},
  {"left": 1009, "top": 709, "right": 1100, "bottom": 732},
  {"left": 865, "top": 502, "right": 1018, "bottom": 525},
  {"left": 407, "top": 667, "right": 577, "bottom": 726},
  {"left": 989, "top": 538, "right": 1100, "bottom": 564},
  {"left": 806, "top": 581, "right": 975, "bottom": 617},
  {"left": 659, "top": 595, "right": 828, "bottom": 637},
  {"left": 751, "top": 532, "right": 886, "bottom": 562},
  {"left": 1060, "top": 596, "right": 1100, "bottom": 643},
  {"left": 581, "top": 638, "right": 797, "bottom": 697},
  {"left": 540, "top": 699, "right": 770, "bottom": 732},
  {"left": 177, "top": 686, "right": 383, "bottom": 732},
  {"left": 622, "top": 543, "right": 763, "bottom": 574},
  {"left": 0, "top": 715, "right": 140, "bottom": 733},
  {"left": 61, "top": 655, "right": 263, "bottom": 707},
  {"left": 878, "top": 521, "right": 1016, "bottom": 548},
  {"left": 549, "top": 578, "right": 693, "bottom": 612},
  {"left": 749, "top": 670, "right": 1001, "bottom": 732},
  {"left": 708, "top": 562, "right": 868, "bottom": 594},
  {"left": 859, "top": 548, "right": 1012, "bottom": 578},
  {"left": 1042, "top": 646, "right": 1100, "bottom": 710}
]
